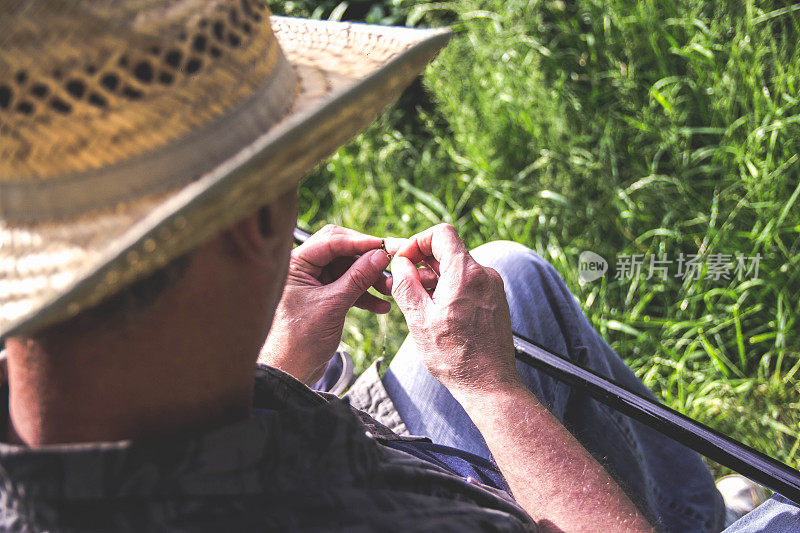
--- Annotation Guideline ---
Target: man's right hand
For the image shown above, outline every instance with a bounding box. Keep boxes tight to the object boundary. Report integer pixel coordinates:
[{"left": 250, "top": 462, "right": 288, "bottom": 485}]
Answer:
[
  {"left": 387, "top": 225, "right": 654, "bottom": 532},
  {"left": 387, "top": 224, "right": 522, "bottom": 397}
]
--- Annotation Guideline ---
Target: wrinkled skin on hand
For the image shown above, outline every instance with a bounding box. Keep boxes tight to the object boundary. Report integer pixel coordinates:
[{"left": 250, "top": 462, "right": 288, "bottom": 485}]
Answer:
[
  {"left": 259, "top": 225, "right": 392, "bottom": 385},
  {"left": 387, "top": 224, "right": 522, "bottom": 395},
  {"left": 261, "top": 223, "right": 517, "bottom": 395}
]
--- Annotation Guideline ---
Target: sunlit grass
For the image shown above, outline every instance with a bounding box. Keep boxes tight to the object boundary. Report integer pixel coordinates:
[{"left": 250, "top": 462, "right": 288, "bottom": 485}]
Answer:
[{"left": 271, "top": 0, "right": 800, "bottom": 473}]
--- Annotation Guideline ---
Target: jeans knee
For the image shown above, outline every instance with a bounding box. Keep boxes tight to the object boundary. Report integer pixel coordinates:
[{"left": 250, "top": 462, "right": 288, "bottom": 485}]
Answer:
[
  {"left": 470, "top": 240, "right": 530, "bottom": 264},
  {"left": 470, "top": 240, "right": 575, "bottom": 313},
  {"left": 470, "top": 241, "right": 557, "bottom": 281}
]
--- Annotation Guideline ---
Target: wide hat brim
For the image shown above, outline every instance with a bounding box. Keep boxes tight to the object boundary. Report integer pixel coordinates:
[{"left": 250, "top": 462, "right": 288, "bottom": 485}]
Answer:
[{"left": 0, "top": 16, "right": 450, "bottom": 340}]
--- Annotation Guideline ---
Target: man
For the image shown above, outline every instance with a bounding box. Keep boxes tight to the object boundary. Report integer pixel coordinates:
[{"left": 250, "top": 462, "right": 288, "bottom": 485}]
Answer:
[{"left": 0, "top": 1, "right": 746, "bottom": 531}]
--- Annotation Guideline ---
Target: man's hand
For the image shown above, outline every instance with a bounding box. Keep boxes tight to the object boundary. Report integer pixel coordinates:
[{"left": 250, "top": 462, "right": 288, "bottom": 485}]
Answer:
[
  {"left": 387, "top": 224, "right": 522, "bottom": 395},
  {"left": 388, "top": 224, "right": 654, "bottom": 532},
  {"left": 259, "top": 225, "right": 391, "bottom": 385}
]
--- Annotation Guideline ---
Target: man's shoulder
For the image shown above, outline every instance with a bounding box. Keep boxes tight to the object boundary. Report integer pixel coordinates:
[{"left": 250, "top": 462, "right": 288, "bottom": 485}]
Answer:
[
  {"left": 255, "top": 362, "right": 429, "bottom": 444},
  {"left": 254, "top": 364, "right": 537, "bottom": 528},
  {"left": 0, "top": 366, "right": 537, "bottom": 531}
]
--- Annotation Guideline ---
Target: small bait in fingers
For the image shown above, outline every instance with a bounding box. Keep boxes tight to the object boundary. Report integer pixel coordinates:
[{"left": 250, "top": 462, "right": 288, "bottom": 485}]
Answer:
[{"left": 380, "top": 239, "right": 392, "bottom": 261}]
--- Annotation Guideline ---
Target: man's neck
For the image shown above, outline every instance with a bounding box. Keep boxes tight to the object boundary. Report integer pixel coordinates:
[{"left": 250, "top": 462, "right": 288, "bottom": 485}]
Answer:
[
  {"left": 1, "top": 227, "right": 286, "bottom": 447},
  {"left": 3, "top": 332, "right": 256, "bottom": 446}
]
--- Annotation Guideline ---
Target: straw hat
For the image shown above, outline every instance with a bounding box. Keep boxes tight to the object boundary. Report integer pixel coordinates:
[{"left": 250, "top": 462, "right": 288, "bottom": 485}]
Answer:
[{"left": 0, "top": 1, "right": 450, "bottom": 339}]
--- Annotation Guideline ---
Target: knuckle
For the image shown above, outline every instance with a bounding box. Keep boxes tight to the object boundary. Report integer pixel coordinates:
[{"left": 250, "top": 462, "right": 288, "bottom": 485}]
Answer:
[
  {"left": 349, "top": 267, "right": 372, "bottom": 290},
  {"left": 321, "top": 224, "right": 339, "bottom": 236},
  {"left": 437, "top": 223, "right": 457, "bottom": 236},
  {"left": 456, "top": 249, "right": 472, "bottom": 263},
  {"left": 463, "top": 261, "right": 485, "bottom": 280},
  {"left": 485, "top": 267, "right": 504, "bottom": 286}
]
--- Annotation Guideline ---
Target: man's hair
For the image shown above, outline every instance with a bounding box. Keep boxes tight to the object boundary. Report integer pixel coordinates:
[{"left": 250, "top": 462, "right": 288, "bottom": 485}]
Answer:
[{"left": 40, "top": 251, "right": 193, "bottom": 338}]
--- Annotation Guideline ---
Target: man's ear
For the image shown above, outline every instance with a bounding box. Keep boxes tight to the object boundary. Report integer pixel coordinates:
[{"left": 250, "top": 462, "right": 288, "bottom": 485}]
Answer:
[
  {"left": 225, "top": 206, "right": 275, "bottom": 266},
  {"left": 258, "top": 206, "right": 271, "bottom": 237},
  {"left": 224, "top": 186, "right": 297, "bottom": 266}
]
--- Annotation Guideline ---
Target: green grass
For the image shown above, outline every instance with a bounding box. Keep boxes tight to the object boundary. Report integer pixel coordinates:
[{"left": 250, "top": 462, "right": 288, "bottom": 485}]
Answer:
[{"left": 269, "top": 0, "right": 800, "bottom": 474}]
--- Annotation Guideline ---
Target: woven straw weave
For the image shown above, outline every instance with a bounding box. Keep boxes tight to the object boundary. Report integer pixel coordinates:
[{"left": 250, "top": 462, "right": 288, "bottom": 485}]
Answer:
[
  {"left": 0, "top": 2, "right": 450, "bottom": 338},
  {"left": 1, "top": 0, "right": 287, "bottom": 180}
]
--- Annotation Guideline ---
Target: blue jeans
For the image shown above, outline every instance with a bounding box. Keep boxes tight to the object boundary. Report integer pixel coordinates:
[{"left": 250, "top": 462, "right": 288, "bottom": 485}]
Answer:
[{"left": 382, "top": 241, "right": 725, "bottom": 533}]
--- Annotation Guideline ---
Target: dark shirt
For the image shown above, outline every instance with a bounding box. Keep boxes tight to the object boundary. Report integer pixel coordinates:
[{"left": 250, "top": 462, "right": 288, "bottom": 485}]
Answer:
[{"left": 0, "top": 365, "right": 537, "bottom": 532}]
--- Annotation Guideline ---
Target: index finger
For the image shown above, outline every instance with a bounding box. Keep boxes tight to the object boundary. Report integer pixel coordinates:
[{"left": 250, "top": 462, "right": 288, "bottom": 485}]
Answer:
[
  {"left": 393, "top": 224, "right": 469, "bottom": 266},
  {"left": 298, "top": 225, "right": 383, "bottom": 268}
]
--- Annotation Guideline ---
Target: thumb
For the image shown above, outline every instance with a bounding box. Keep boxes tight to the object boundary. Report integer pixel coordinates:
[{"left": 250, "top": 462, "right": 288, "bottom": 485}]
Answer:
[
  {"left": 390, "top": 256, "right": 430, "bottom": 318},
  {"left": 329, "top": 249, "right": 389, "bottom": 308}
]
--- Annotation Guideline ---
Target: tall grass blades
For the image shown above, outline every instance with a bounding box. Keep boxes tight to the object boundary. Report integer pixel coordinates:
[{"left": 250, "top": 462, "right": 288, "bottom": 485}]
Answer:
[{"left": 271, "top": 0, "right": 800, "bottom": 472}]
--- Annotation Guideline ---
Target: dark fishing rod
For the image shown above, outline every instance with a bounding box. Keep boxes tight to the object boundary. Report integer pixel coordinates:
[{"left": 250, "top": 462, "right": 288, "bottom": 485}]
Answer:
[
  {"left": 512, "top": 334, "right": 800, "bottom": 505},
  {"left": 293, "top": 226, "right": 800, "bottom": 504}
]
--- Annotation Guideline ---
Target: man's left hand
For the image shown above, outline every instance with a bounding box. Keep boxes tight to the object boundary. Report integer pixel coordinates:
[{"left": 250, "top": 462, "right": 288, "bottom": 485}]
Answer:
[{"left": 258, "top": 225, "right": 391, "bottom": 385}]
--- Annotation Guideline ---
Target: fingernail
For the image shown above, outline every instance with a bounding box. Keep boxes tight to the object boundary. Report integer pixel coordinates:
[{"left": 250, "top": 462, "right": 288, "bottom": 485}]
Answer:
[
  {"left": 384, "top": 237, "right": 406, "bottom": 256},
  {"left": 370, "top": 249, "right": 390, "bottom": 268}
]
